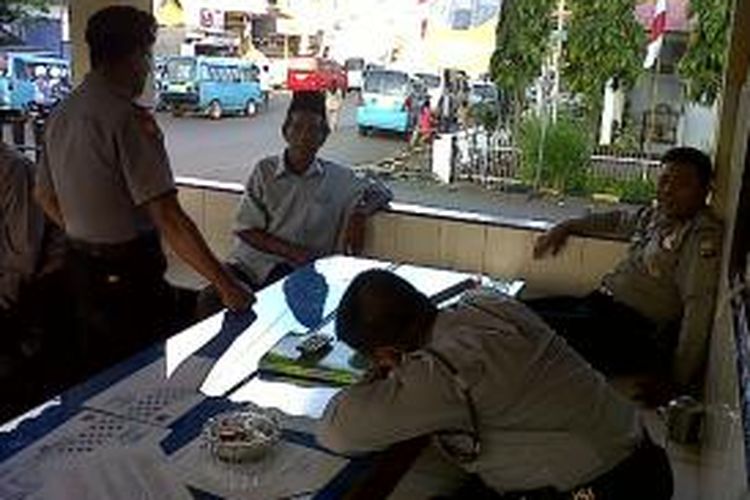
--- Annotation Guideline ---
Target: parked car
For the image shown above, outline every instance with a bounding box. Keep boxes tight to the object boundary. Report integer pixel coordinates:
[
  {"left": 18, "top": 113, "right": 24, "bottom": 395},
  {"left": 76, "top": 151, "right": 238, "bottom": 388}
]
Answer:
[
  {"left": 287, "top": 57, "right": 347, "bottom": 92},
  {"left": 345, "top": 57, "right": 365, "bottom": 91},
  {"left": 356, "top": 69, "right": 425, "bottom": 137},
  {"left": 414, "top": 72, "right": 442, "bottom": 111},
  {"left": 160, "top": 56, "right": 263, "bottom": 119},
  {"left": 468, "top": 81, "right": 499, "bottom": 107}
]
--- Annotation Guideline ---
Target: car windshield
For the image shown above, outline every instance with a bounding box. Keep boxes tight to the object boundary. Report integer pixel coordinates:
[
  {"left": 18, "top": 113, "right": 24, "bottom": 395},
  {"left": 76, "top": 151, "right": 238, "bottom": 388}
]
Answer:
[
  {"left": 471, "top": 84, "right": 497, "bottom": 100},
  {"left": 364, "top": 71, "right": 409, "bottom": 96},
  {"left": 415, "top": 73, "right": 440, "bottom": 88},
  {"left": 345, "top": 58, "right": 364, "bottom": 70},
  {"left": 166, "top": 59, "right": 195, "bottom": 81}
]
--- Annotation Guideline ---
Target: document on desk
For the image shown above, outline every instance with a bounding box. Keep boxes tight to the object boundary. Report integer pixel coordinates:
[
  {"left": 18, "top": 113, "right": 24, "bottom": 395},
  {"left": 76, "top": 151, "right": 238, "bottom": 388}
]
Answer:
[
  {"left": 82, "top": 356, "right": 212, "bottom": 427},
  {"left": 168, "top": 436, "right": 347, "bottom": 499},
  {"left": 0, "top": 410, "right": 168, "bottom": 499}
]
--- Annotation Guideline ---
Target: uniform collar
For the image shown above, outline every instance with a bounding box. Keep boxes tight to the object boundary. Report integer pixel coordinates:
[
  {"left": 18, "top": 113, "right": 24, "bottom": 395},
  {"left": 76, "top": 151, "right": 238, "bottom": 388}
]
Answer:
[
  {"left": 275, "top": 152, "right": 324, "bottom": 179},
  {"left": 85, "top": 70, "right": 134, "bottom": 102}
]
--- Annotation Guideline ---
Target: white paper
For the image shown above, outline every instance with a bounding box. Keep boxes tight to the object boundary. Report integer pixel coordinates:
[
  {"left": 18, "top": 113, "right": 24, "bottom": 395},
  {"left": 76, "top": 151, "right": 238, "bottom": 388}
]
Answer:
[
  {"left": 169, "top": 432, "right": 346, "bottom": 499},
  {"left": 32, "top": 446, "right": 193, "bottom": 500},
  {"left": 0, "top": 411, "right": 166, "bottom": 499},
  {"left": 83, "top": 356, "right": 211, "bottom": 427}
]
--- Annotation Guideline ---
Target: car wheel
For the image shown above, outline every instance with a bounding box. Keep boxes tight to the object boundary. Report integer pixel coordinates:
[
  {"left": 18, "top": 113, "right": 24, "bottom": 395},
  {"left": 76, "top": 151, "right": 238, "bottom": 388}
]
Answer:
[
  {"left": 208, "top": 100, "right": 222, "bottom": 120},
  {"left": 245, "top": 100, "right": 257, "bottom": 117},
  {"left": 171, "top": 107, "right": 185, "bottom": 118},
  {"left": 358, "top": 126, "right": 369, "bottom": 136}
]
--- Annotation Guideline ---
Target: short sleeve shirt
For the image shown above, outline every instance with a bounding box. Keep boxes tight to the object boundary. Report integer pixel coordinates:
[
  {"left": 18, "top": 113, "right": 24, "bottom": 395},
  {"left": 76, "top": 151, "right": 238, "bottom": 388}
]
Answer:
[
  {"left": 229, "top": 155, "right": 364, "bottom": 284},
  {"left": 37, "top": 72, "right": 175, "bottom": 244}
]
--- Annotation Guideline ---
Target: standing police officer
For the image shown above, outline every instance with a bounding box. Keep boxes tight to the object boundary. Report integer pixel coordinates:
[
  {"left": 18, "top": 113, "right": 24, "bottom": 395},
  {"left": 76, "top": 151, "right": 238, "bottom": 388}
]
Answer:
[
  {"left": 527, "top": 147, "right": 722, "bottom": 393},
  {"left": 33, "top": 6, "right": 253, "bottom": 371}
]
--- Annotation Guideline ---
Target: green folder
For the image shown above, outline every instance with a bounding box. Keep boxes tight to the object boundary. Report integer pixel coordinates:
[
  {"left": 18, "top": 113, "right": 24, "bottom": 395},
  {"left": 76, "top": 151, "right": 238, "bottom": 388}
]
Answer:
[{"left": 258, "top": 277, "right": 479, "bottom": 386}]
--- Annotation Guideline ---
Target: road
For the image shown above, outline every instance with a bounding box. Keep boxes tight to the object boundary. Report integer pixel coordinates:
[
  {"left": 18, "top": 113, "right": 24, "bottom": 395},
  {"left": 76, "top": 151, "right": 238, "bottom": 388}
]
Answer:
[{"left": 157, "top": 92, "right": 406, "bottom": 183}]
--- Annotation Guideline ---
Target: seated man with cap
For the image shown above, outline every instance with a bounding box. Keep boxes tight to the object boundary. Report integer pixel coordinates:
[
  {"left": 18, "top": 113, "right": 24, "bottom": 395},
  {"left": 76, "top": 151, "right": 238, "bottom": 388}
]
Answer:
[
  {"left": 229, "top": 91, "right": 391, "bottom": 289},
  {"left": 317, "top": 269, "right": 673, "bottom": 499}
]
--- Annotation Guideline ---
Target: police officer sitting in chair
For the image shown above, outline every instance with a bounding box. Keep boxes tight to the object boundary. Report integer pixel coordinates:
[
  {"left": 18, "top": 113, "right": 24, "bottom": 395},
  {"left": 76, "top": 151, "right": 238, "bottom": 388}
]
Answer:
[
  {"left": 526, "top": 147, "right": 722, "bottom": 396},
  {"left": 33, "top": 6, "right": 253, "bottom": 375},
  {"left": 317, "top": 270, "right": 673, "bottom": 499}
]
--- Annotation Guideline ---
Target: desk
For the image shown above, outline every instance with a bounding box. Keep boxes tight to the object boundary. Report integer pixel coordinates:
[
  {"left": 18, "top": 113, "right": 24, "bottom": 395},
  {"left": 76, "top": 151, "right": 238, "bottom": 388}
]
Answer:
[{"left": 0, "top": 256, "right": 523, "bottom": 499}]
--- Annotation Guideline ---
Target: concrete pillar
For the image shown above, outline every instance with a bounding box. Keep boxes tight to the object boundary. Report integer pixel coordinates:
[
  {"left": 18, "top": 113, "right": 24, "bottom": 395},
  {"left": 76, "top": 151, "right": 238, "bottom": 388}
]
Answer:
[
  {"left": 69, "top": 0, "right": 153, "bottom": 86},
  {"left": 713, "top": 0, "right": 750, "bottom": 217}
]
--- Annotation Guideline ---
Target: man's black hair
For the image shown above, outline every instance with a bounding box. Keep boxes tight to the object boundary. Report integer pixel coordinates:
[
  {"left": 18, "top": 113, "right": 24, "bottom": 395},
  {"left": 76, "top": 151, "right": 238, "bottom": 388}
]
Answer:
[
  {"left": 283, "top": 91, "right": 331, "bottom": 137},
  {"left": 662, "top": 147, "right": 713, "bottom": 189},
  {"left": 336, "top": 270, "right": 437, "bottom": 354},
  {"left": 86, "top": 6, "right": 157, "bottom": 68}
]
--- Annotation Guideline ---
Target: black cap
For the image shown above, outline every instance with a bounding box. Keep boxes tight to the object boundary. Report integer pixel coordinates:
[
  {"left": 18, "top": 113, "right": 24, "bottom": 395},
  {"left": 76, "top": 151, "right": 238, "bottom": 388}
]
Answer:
[{"left": 288, "top": 91, "right": 327, "bottom": 120}]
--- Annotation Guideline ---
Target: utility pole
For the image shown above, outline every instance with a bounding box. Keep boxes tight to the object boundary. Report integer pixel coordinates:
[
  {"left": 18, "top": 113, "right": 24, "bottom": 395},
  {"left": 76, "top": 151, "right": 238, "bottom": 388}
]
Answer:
[{"left": 551, "top": 0, "right": 565, "bottom": 123}]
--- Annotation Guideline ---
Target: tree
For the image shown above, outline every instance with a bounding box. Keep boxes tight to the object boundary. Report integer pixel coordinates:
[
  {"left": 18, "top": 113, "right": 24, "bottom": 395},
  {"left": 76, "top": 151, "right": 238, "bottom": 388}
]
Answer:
[
  {"left": 0, "top": 0, "right": 50, "bottom": 25},
  {"left": 678, "top": 0, "right": 730, "bottom": 105},
  {"left": 564, "top": 0, "right": 645, "bottom": 132},
  {"left": 489, "top": 0, "right": 555, "bottom": 137}
]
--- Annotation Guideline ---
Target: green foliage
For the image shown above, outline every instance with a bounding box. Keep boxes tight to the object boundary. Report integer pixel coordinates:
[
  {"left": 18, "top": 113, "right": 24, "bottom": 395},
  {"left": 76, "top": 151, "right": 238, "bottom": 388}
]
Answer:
[
  {"left": 490, "top": 0, "right": 554, "bottom": 122},
  {"left": 678, "top": 0, "right": 730, "bottom": 105},
  {"left": 0, "top": 0, "right": 49, "bottom": 24},
  {"left": 585, "top": 175, "right": 656, "bottom": 204},
  {"left": 564, "top": 0, "right": 646, "bottom": 120},
  {"left": 469, "top": 102, "right": 499, "bottom": 131},
  {"left": 518, "top": 114, "right": 592, "bottom": 193}
]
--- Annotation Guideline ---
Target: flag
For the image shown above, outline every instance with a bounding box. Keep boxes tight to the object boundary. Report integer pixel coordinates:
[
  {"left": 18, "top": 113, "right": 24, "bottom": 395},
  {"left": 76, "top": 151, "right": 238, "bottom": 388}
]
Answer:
[{"left": 643, "top": 0, "right": 668, "bottom": 69}]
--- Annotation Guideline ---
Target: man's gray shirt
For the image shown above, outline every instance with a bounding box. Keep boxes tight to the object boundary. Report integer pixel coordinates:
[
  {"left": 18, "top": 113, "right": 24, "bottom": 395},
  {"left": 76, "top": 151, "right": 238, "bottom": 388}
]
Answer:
[
  {"left": 318, "top": 291, "right": 641, "bottom": 492},
  {"left": 230, "top": 155, "right": 391, "bottom": 285}
]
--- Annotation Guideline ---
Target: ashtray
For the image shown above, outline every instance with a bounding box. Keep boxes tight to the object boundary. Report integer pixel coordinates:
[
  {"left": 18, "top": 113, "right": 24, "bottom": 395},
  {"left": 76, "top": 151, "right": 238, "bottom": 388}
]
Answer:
[{"left": 202, "top": 408, "right": 281, "bottom": 463}]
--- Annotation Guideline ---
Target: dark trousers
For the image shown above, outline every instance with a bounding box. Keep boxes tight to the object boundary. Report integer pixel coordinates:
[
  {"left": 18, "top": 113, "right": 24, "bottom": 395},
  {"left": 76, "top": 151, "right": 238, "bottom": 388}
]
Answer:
[
  {"left": 439, "top": 433, "right": 673, "bottom": 500},
  {"left": 66, "top": 233, "right": 177, "bottom": 375},
  {"left": 524, "top": 292, "right": 674, "bottom": 376}
]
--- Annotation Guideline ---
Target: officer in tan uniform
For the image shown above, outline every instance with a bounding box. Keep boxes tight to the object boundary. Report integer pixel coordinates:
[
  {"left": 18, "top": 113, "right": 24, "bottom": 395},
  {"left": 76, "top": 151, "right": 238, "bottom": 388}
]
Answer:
[
  {"left": 527, "top": 147, "right": 722, "bottom": 392},
  {"left": 319, "top": 270, "right": 673, "bottom": 499},
  {"left": 33, "top": 6, "right": 253, "bottom": 371}
]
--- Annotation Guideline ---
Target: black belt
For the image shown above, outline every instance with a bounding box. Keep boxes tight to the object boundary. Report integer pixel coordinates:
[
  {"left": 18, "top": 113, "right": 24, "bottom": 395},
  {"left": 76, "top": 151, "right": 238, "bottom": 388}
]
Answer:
[{"left": 69, "top": 232, "right": 162, "bottom": 261}]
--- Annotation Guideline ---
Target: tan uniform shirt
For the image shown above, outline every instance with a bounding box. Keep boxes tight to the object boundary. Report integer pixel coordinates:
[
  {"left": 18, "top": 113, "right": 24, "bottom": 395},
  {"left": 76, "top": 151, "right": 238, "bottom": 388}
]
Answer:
[
  {"left": 37, "top": 72, "right": 175, "bottom": 244},
  {"left": 574, "top": 206, "right": 722, "bottom": 387},
  {"left": 230, "top": 155, "right": 391, "bottom": 285},
  {"left": 318, "top": 291, "right": 641, "bottom": 492}
]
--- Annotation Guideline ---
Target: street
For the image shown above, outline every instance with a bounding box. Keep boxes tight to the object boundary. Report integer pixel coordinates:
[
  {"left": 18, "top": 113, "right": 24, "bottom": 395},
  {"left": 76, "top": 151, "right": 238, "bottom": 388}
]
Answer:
[{"left": 158, "top": 92, "right": 406, "bottom": 183}]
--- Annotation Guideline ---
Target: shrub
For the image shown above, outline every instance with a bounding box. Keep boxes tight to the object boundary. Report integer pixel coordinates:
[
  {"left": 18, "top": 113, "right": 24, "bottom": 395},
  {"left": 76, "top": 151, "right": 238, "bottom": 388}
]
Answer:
[{"left": 518, "top": 114, "right": 591, "bottom": 193}]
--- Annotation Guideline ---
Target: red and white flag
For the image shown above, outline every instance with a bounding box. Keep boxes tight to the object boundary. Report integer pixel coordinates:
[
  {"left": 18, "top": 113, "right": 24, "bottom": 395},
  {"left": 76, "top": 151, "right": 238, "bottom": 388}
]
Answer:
[{"left": 644, "top": 0, "right": 668, "bottom": 69}]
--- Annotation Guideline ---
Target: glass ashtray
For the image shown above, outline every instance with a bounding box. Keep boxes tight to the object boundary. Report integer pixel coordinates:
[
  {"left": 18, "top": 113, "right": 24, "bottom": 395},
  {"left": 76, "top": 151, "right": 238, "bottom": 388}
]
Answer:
[{"left": 202, "top": 408, "right": 282, "bottom": 463}]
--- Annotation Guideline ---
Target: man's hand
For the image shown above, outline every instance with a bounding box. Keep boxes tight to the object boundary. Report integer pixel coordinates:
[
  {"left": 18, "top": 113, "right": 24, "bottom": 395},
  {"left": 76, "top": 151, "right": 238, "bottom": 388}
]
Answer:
[
  {"left": 533, "top": 223, "right": 572, "bottom": 259},
  {"left": 217, "top": 277, "right": 255, "bottom": 312}
]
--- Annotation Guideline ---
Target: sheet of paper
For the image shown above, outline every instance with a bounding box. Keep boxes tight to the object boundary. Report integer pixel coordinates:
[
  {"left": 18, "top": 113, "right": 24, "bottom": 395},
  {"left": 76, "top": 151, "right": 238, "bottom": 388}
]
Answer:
[
  {"left": 0, "top": 410, "right": 167, "bottom": 499},
  {"left": 229, "top": 377, "right": 340, "bottom": 420},
  {"left": 83, "top": 356, "right": 212, "bottom": 427},
  {"left": 168, "top": 435, "right": 347, "bottom": 499},
  {"left": 32, "top": 445, "right": 193, "bottom": 500}
]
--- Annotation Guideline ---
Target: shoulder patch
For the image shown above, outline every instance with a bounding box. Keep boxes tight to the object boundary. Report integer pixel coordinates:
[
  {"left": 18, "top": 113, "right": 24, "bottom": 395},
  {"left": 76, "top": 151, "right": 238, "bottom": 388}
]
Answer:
[
  {"left": 133, "top": 106, "right": 161, "bottom": 138},
  {"left": 699, "top": 236, "right": 719, "bottom": 258}
]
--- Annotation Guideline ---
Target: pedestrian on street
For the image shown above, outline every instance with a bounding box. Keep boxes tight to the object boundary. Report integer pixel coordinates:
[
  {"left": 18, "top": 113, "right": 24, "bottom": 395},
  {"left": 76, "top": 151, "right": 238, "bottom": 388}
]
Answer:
[
  {"left": 33, "top": 6, "right": 254, "bottom": 373},
  {"left": 326, "top": 85, "right": 343, "bottom": 132}
]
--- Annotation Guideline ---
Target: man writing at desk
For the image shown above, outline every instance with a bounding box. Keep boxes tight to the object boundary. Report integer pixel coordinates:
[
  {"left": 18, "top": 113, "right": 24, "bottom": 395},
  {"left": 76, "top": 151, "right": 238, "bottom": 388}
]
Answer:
[
  {"left": 526, "top": 147, "right": 722, "bottom": 393},
  {"left": 317, "top": 270, "right": 673, "bottom": 499}
]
